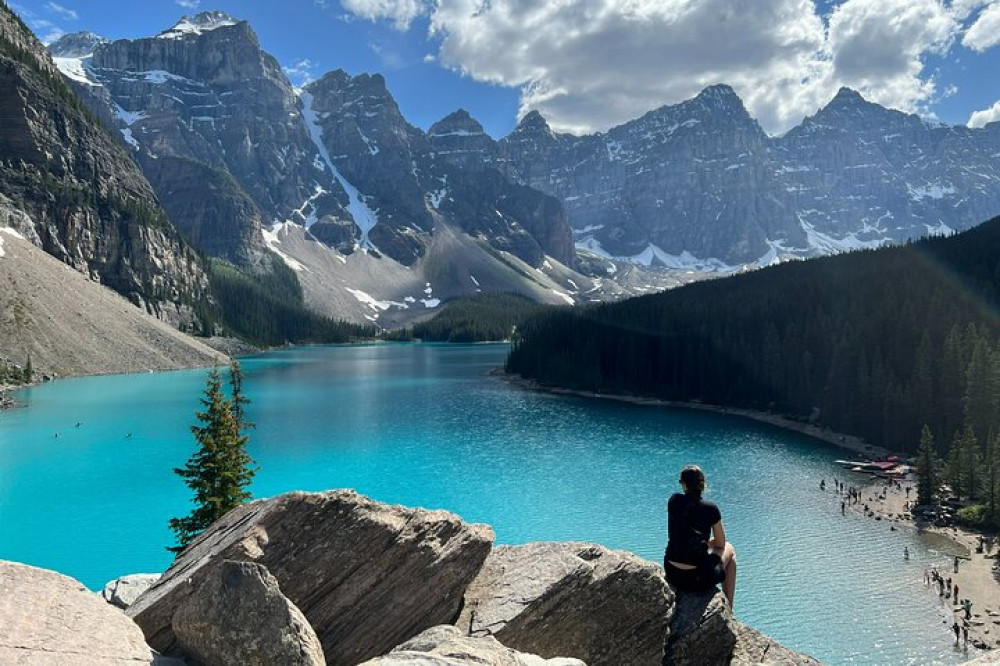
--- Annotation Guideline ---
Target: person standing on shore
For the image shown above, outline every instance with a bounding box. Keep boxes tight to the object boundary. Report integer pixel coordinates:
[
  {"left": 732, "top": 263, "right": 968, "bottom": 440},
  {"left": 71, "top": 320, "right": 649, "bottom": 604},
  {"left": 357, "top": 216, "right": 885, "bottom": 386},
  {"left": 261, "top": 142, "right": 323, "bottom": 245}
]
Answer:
[
  {"left": 955, "top": 555, "right": 960, "bottom": 573},
  {"left": 954, "top": 621, "right": 961, "bottom": 644},
  {"left": 841, "top": 501, "right": 846, "bottom": 515},
  {"left": 904, "top": 546, "right": 910, "bottom": 560}
]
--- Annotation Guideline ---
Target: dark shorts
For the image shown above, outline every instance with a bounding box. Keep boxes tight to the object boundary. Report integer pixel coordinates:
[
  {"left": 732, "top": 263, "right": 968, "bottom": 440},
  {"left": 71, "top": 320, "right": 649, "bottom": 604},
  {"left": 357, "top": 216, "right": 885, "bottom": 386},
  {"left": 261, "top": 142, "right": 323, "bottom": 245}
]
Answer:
[{"left": 664, "top": 552, "right": 725, "bottom": 593}]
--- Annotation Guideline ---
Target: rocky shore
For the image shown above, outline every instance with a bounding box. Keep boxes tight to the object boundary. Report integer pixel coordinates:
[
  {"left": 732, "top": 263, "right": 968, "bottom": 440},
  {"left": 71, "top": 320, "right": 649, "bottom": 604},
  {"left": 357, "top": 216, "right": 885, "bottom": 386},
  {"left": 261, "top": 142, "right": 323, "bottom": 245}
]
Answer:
[{"left": 1, "top": 489, "right": 820, "bottom": 665}]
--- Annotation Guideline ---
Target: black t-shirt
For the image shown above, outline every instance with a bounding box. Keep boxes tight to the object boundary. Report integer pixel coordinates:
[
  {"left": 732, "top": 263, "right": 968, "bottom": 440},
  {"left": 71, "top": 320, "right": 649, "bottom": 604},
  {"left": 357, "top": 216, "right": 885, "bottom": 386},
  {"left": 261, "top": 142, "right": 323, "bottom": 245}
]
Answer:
[{"left": 665, "top": 492, "right": 722, "bottom": 565}]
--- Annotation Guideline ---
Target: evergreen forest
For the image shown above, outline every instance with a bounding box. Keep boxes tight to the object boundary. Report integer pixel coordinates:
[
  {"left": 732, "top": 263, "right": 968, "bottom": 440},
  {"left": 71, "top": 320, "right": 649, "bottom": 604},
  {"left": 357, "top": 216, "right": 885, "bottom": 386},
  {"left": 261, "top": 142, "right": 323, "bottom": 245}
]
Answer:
[
  {"left": 387, "top": 292, "right": 550, "bottom": 343},
  {"left": 201, "top": 255, "right": 376, "bottom": 346},
  {"left": 507, "top": 216, "right": 1000, "bottom": 458}
]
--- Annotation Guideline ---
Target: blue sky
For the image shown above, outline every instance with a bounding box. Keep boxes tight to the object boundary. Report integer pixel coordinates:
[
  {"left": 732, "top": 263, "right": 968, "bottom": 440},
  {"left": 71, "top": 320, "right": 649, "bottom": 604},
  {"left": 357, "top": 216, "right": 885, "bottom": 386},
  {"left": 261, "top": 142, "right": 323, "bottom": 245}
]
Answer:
[{"left": 10, "top": 0, "right": 1000, "bottom": 137}]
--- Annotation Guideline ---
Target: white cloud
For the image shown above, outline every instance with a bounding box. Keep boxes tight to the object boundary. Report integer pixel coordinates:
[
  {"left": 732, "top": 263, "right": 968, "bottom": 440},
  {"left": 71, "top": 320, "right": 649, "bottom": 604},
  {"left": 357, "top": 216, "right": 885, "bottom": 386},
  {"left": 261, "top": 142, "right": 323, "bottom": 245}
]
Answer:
[
  {"left": 32, "top": 18, "right": 65, "bottom": 44},
  {"left": 963, "top": 1, "right": 1000, "bottom": 50},
  {"left": 176, "top": 0, "right": 201, "bottom": 8},
  {"left": 284, "top": 58, "right": 318, "bottom": 88},
  {"left": 44, "top": 2, "right": 77, "bottom": 20},
  {"left": 969, "top": 99, "right": 1000, "bottom": 127},
  {"left": 340, "top": 0, "right": 426, "bottom": 30},
  {"left": 825, "top": 0, "right": 956, "bottom": 115},
  {"left": 418, "top": 0, "right": 961, "bottom": 135},
  {"left": 949, "top": 0, "right": 991, "bottom": 20}
]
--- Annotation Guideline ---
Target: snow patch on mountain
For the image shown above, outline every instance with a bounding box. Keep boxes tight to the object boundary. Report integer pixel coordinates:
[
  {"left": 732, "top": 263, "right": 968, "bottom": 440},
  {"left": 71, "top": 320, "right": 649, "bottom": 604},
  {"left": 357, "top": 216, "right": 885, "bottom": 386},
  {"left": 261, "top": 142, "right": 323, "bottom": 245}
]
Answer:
[
  {"left": 158, "top": 12, "right": 239, "bottom": 39},
  {"left": 300, "top": 90, "right": 379, "bottom": 250},
  {"left": 53, "top": 56, "right": 98, "bottom": 86},
  {"left": 262, "top": 223, "right": 309, "bottom": 272},
  {"left": 798, "top": 215, "right": 887, "bottom": 253},
  {"left": 0, "top": 227, "right": 25, "bottom": 259},
  {"left": 908, "top": 183, "right": 957, "bottom": 201}
]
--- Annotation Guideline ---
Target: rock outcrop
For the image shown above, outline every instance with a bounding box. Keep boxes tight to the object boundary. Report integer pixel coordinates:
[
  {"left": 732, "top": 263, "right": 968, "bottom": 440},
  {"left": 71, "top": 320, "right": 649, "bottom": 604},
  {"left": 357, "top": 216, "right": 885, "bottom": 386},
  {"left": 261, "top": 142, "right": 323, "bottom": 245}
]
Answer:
[
  {"left": 0, "top": 560, "right": 160, "bottom": 665},
  {"left": 457, "top": 542, "right": 674, "bottom": 666},
  {"left": 731, "top": 622, "right": 823, "bottom": 666},
  {"left": 172, "top": 560, "right": 324, "bottom": 666},
  {"left": 128, "top": 489, "right": 494, "bottom": 665},
  {"left": 359, "top": 625, "right": 586, "bottom": 666},
  {"left": 103, "top": 573, "right": 162, "bottom": 610},
  {"left": 664, "top": 590, "right": 737, "bottom": 666}
]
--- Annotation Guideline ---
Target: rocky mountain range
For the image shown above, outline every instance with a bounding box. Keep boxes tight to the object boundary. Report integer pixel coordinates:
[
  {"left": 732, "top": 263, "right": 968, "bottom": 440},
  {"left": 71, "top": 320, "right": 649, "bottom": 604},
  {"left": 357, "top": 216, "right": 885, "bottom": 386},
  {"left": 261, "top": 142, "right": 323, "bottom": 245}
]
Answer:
[
  {"left": 46, "top": 13, "right": 677, "bottom": 325},
  {"left": 493, "top": 84, "right": 1000, "bottom": 267},
  {"left": 0, "top": 3, "right": 210, "bottom": 330},
  {"left": 39, "top": 9, "right": 1000, "bottom": 325}
]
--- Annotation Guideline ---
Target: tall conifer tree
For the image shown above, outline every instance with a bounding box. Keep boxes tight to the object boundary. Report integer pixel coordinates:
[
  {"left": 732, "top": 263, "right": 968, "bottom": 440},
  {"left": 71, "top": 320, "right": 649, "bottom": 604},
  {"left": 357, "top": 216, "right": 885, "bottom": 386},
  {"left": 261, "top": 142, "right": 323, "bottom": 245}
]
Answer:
[{"left": 168, "top": 362, "right": 256, "bottom": 553}]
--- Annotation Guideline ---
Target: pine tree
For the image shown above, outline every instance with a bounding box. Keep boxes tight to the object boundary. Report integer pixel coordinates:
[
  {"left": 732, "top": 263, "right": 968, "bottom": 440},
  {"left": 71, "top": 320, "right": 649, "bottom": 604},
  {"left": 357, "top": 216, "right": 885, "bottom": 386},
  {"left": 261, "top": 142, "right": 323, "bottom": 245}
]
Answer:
[
  {"left": 168, "top": 362, "right": 256, "bottom": 553},
  {"left": 22, "top": 354, "right": 32, "bottom": 384},
  {"left": 985, "top": 430, "right": 1000, "bottom": 525},
  {"left": 917, "top": 425, "right": 939, "bottom": 507}
]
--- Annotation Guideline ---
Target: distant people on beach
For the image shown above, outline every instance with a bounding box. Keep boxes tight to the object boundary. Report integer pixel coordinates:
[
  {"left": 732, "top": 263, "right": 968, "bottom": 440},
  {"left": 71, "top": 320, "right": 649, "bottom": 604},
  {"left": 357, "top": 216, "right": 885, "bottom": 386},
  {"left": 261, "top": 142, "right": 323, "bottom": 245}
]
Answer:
[
  {"left": 904, "top": 546, "right": 909, "bottom": 560},
  {"left": 665, "top": 465, "right": 737, "bottom": 609},
  {"left": 820, "top": 479, "right": 826, "bottom": 491}
]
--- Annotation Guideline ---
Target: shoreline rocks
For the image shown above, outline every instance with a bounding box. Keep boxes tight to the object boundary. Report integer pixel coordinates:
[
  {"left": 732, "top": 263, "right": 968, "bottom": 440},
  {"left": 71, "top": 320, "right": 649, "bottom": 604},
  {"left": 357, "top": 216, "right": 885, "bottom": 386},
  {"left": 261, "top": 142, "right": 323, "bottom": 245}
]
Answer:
[
  {"left": 0, "top": 560, "right": 162, "bottom": 665},
  {"left": 172, "top": 560, "right": 325, "bottom": 666},
  {"left": 128, "top": 489, "right": 494, "bottom": 665},
  {"left": 359, "top": 625, "right": 586, "bottom": 666},
  {"left": 102, "top": 573, "right": 161, "bottom": 610},
  {"left": 6, "top": 489, "right": 821, "bottom": 666},
  {"left": 458, "top": 542, "right": 674, "bottom": 666}
]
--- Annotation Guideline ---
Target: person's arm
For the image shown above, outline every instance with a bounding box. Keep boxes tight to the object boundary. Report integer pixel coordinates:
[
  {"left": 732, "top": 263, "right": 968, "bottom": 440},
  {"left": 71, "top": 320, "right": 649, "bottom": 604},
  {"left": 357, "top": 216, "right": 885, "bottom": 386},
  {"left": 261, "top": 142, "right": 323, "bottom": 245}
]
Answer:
[{"left": 708, "top": 520, "right": 727, "bottom": 550}]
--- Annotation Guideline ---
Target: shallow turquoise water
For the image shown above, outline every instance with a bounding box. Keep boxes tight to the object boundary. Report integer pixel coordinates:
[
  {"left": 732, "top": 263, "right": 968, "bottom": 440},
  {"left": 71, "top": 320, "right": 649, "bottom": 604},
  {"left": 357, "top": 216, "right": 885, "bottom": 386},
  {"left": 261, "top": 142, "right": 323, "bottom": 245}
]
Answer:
[{"left": 0, "top": 343, "right": 976, "bottom": 664}]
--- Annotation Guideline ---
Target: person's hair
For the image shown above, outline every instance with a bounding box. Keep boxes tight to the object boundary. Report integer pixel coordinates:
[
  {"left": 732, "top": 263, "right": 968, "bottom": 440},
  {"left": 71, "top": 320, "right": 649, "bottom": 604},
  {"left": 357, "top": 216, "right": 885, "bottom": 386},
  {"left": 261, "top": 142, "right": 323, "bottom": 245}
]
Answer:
[{"left": 680, "top": 465, "right": 707, "bottom": 497}]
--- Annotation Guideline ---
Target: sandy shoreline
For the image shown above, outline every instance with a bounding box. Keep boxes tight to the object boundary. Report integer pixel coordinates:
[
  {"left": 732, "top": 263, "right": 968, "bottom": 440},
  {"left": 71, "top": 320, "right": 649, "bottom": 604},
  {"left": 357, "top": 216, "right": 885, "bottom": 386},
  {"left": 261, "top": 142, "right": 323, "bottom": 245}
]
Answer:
[{"left": 834, "top": 475, "right": 1000, "bottom": 653}]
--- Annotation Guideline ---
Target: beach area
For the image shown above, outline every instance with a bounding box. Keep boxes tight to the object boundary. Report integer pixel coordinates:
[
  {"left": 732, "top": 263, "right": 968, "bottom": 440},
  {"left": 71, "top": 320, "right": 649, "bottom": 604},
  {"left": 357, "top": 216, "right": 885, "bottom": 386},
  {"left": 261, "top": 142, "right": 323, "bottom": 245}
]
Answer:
[
  {"left": 832, "top": 472, "right": 1000, "bottom": 653},
  {"left": 499, "top": 373, "right": 1000, "bottom": 655}
]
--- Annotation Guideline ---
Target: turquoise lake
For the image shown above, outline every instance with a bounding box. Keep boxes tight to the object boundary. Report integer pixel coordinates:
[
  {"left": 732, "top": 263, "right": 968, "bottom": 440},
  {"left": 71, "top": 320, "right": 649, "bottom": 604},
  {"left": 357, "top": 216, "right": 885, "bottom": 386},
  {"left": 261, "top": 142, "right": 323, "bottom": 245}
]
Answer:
[{"left": 0, "top": 343, "right": 977, "bottom": 664}]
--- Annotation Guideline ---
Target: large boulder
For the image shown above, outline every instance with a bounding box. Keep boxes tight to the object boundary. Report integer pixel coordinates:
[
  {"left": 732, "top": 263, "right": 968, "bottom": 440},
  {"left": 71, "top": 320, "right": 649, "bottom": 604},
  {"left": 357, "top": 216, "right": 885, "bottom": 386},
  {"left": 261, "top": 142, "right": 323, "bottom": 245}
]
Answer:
[
  {"left": 0, "top": 560, "right": 161, "bottom": 665},
  {"left": 360, "top": 625, "right": 586, "bottom": 665},
  {"left": 172, "top": 560, "right": 324, "bottom": 666},
  {"left": 731, "top": 622, "right": 822, "bottom": 665},
  {"left": 102, "top": 573, "right": 161, "bottom": 610},
  {"left": 128, "top": 489, "right": 494, "bottom": 665},
  {"left": 457, "top": 542, "right": 674, "bottom": 666},
  {"left": 664, "top": 590, "right": 737, "bottom": 666}
]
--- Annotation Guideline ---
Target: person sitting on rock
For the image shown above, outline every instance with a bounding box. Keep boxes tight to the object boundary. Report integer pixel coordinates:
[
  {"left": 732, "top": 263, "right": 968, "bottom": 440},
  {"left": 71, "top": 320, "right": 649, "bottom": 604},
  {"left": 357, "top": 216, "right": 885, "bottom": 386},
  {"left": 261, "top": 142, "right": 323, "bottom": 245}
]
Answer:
[{"left": 664, "top": 465, "right": 738, "bottom": 609}]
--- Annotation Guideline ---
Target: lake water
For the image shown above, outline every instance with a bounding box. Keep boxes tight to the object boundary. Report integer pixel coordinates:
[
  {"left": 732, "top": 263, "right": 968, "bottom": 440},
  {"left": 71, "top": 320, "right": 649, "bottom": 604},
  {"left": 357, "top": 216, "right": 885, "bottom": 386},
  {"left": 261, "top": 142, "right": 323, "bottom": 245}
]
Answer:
[{"left": 0, "top": 343, "right": 976, "bottom": 664}]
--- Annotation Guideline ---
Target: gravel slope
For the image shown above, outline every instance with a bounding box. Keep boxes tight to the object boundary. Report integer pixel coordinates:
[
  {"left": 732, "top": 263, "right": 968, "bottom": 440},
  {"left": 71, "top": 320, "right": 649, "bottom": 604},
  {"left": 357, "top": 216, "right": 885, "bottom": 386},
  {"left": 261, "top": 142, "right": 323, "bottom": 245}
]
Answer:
[{"left": 0, "top": 228, "right": 225, "bottom": 378}]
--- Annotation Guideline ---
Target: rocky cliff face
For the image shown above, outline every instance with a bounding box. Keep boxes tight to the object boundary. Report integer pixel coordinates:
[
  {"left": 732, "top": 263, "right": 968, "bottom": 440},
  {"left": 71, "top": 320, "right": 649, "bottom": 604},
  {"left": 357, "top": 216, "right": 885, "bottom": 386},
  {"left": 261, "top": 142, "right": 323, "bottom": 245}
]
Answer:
[
  {"left": 498, "top": 85, "right": 1000, "bottom": 267},
  {"left": 302, "top": 70, "right": 576, "bottom": 268},
  {"left": 50, "top": 14, "right": 575, "bottom": 284},
  {"left": 0, "top": 3, "right": 209, "bottom": 327},
  {"left": 50, "top": 13, "right": 355, "bottom": 268}
]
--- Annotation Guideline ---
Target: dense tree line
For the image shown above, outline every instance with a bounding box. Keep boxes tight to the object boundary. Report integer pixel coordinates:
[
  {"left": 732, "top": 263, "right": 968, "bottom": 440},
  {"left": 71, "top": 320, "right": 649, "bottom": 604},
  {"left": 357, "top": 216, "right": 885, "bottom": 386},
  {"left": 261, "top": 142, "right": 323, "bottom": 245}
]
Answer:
[
  {"left": 201, "top": 255, "right": 375, "bottom": 346},
  {"left": 507, "top": 216, "right": 1000, "bottom": 457},
  {"left": 386, "top": 292, "right": 551, "bottom": 343}
]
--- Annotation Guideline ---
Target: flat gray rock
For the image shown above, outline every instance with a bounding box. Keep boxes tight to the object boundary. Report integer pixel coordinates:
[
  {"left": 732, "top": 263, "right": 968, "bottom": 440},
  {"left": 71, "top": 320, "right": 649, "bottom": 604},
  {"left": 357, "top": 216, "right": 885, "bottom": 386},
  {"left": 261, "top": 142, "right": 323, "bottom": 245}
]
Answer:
[
  {"left": 173, "top": 560, "right": 324, "bottom": 666},
  {"left": 458, "top": 542, "right": 673, "bottom": 666},
  {"left": 664, "top": 590, "right": 737, "bottom": 666},
  {"left": 103, "top": 574, "right": 162, "bottom": 610},
  {"left": 128, "top": 489, "right": 494, "bottom": 666},
  {"left": 360, "top": 625, "right": 586, "bottom": 666},
  {"left": 0, "top": 560, "right": 159, "bottom": 665}
]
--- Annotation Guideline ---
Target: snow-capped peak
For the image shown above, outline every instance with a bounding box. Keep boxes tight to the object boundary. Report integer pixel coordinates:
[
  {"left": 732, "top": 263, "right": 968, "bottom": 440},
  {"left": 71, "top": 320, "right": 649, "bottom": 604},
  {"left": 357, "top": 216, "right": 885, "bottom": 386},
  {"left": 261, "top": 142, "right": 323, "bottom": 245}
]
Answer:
[
  {"left": 157, "top": 11, "right": 240, "bottom": 39},
  {"left": 48, "top": 31, "right": 108, "bottom": 58}
]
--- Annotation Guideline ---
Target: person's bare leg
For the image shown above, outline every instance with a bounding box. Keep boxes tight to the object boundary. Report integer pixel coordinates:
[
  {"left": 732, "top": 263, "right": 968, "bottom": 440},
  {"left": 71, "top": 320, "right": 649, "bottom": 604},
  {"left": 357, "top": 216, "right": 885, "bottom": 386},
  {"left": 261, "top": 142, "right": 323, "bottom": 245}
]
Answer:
[{"left": 713, "top": 543, "right": 737, "bottom": 610}]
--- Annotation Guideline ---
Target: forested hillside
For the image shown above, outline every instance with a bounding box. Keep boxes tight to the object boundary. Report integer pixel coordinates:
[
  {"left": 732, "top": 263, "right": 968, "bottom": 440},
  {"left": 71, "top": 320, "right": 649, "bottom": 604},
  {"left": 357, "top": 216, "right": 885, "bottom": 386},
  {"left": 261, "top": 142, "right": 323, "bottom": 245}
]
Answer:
[
  {"left": 388, "top": 293, "right": 550, "bottom": 342},
  {"left": 507, "top": 217, "right": 1000, "bottom": 454}
]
